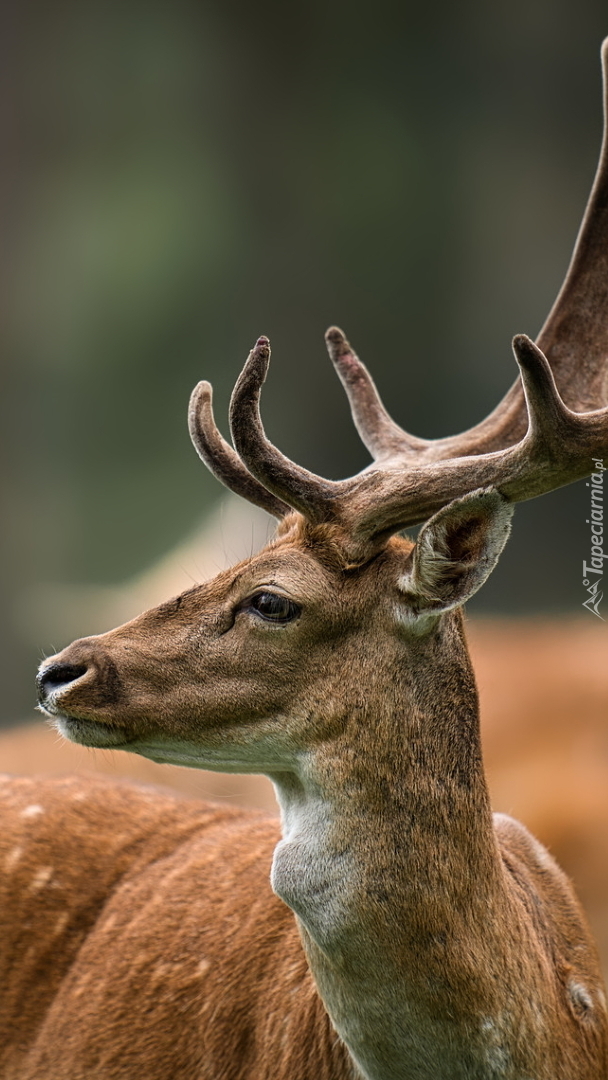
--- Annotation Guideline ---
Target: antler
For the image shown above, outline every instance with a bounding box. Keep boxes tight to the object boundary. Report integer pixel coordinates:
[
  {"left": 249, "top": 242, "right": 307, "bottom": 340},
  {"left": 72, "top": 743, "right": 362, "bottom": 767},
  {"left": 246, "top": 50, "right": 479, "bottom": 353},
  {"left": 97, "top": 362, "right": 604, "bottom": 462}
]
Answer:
[{"left": 190, "top": 40, "right": 608, "bottom": 557}]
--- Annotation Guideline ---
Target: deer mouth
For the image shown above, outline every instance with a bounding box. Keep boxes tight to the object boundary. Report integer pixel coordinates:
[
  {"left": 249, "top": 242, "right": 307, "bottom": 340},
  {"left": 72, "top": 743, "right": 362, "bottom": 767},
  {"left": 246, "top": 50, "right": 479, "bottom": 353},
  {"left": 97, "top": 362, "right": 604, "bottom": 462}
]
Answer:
[
  {"left": 37, "top": 655, "right": 130, "bottom": 748},
  {"left": 50, "top": 712, "right": 131, "bottom": 750}
]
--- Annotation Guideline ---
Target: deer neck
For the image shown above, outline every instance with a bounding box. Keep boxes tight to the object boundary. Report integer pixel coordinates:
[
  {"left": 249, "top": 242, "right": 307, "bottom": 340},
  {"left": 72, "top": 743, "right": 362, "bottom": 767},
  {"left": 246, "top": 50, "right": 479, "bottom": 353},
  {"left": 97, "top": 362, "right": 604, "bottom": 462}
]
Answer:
[{"left": 270, "top": 616, "right": 514, "bottom": 1080}]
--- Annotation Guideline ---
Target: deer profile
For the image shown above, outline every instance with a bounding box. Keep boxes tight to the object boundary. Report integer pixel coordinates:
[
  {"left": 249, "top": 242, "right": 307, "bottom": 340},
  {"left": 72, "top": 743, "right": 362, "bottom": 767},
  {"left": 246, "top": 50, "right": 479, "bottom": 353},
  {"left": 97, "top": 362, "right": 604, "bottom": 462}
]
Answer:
[{"left": 2, "top": 39, "right": 608, "bottom": 1080}]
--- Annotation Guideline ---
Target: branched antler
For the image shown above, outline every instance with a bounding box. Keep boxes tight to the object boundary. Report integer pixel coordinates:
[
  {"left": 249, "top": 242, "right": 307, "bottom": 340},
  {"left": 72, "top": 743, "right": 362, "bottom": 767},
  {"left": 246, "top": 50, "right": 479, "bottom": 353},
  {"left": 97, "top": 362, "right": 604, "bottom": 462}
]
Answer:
[{"left": 189, "top": 41, "right": 608, "bottom": 559}]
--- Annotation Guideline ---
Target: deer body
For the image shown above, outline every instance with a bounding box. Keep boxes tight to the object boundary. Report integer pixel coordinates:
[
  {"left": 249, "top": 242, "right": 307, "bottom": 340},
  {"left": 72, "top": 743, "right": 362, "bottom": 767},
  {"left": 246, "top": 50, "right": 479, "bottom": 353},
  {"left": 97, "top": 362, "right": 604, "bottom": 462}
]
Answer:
[
  {"left": 6, "top": 36, "right": 608, "bottom": 1080},
  {"left": 8, "top": 523, "right": 606, "bottom": 1079},
  {"left": 2, "top": 559, "right": 607, "bottom": 1079}
]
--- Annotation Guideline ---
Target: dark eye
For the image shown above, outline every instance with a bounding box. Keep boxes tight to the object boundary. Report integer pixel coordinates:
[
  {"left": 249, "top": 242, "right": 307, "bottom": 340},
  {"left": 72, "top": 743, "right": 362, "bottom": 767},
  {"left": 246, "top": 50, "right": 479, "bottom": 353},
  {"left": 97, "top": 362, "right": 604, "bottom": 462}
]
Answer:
[{"left": 248, "top": 592, "right": 300, "bottom": 623}]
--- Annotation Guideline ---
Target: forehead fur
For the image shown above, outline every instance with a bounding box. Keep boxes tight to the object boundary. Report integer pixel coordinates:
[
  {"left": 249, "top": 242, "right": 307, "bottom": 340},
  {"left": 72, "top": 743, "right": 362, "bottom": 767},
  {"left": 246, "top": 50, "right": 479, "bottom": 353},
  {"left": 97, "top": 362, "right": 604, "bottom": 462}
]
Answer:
[{"left": 273, "top": 512, "right": 415, "bottom": 573}]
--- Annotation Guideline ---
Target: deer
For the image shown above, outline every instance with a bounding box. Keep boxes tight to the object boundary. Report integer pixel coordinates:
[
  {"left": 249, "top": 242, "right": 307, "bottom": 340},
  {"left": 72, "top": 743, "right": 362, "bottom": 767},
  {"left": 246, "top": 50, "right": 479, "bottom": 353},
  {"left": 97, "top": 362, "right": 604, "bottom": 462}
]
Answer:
[{"left": 2, "top": 40, "right": 608, "bottom": 1080}]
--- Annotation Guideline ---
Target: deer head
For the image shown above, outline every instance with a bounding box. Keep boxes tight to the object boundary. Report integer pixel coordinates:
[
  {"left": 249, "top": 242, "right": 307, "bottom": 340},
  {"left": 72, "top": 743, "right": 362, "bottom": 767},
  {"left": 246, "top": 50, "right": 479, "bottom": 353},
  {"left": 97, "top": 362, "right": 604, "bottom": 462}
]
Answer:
[
  {"left": 36, "top": 44, "right": 608, "bottom": 774},
  {"left": 36, "top": 317, "right": 606, "bottom": 775}
]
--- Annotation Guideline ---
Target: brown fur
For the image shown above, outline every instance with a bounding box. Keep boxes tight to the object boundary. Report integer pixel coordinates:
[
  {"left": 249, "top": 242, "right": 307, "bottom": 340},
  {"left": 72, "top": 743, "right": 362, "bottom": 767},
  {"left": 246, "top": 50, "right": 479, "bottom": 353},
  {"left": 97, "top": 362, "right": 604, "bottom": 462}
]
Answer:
[
  {"left": 0, "top": 776, "right": 353, "bottom": 1080},
  {"left": 7, "top": 33, "right": 608, "bottom": 1076},
  {"left": 9, "top": 516, "right": 607, "bottom": 1079}
]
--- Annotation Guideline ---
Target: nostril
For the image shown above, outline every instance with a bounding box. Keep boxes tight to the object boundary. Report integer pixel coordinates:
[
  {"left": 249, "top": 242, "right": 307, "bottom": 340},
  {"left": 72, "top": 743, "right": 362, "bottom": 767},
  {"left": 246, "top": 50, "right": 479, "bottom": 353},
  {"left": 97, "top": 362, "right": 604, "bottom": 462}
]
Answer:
[{"left": 37, "top": 663, "right": 88, "bottom": 701}]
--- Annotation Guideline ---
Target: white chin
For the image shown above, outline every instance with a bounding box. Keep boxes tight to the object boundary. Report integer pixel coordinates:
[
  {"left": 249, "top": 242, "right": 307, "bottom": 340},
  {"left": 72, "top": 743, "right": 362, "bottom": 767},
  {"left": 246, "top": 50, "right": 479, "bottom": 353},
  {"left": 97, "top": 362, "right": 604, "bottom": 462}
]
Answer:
[{"left": 52, "top": 714, "right": 128, "bottom": 749}]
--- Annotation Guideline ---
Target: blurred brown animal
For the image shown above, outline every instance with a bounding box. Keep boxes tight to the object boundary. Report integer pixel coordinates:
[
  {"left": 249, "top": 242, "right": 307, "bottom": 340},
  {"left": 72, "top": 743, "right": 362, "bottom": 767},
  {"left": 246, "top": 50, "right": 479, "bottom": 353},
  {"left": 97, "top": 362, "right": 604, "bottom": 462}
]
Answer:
[
  {"left": 471, "top": 618, "right": 608, "bottom": 976},
  {"left": 3, "top": 37, "right": 608, "bottom": 1080}
]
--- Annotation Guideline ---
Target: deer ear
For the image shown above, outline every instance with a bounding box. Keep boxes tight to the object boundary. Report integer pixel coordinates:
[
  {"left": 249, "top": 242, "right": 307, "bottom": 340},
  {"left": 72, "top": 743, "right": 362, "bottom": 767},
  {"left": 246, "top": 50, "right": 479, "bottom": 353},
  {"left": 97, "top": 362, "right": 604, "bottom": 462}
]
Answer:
[{"left": 398, "top": 489, "right": 513, "bottom": 615}]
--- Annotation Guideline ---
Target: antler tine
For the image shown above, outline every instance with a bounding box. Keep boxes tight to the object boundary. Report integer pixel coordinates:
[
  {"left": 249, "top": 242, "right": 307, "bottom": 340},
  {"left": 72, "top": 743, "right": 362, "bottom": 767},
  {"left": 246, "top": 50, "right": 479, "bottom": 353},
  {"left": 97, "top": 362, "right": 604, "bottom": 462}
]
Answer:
[
  {"left": 509, "top": 334, "right": 608, "bottom": 497},
  {"left": 324, "top": 326, "right": 426, "bottom": 461},
  {"left": 229, "top": 337, "right": 338, "bottom": 523},
  {"left": 511, "top": 335, "right": 571, "bottom": 443},
  {"left": 188, "top": 380, "right": 291, "bottom": 519}
]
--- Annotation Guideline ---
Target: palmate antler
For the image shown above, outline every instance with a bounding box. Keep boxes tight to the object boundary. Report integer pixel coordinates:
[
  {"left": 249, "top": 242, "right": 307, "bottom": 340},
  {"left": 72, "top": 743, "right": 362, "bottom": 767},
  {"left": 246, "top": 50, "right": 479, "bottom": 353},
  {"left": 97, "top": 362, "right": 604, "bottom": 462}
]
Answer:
[{"left": 189, "top": 41, "right": 608, "bottom": 560}]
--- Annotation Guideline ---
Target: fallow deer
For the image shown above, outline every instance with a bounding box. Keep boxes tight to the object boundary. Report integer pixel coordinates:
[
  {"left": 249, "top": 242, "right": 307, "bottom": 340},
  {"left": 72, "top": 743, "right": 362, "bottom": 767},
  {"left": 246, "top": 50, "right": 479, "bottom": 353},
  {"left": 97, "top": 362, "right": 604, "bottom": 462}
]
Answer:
[{"left": 3, "top": 39, "right": 608, "bottom": 1080}]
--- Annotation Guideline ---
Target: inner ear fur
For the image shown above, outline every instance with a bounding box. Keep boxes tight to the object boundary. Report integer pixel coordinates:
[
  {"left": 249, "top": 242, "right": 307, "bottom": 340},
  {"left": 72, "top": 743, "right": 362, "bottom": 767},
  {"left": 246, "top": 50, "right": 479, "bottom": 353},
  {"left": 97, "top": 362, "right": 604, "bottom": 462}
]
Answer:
[{"left": 399, "top": 489, "right": 514, "bottom": 613}]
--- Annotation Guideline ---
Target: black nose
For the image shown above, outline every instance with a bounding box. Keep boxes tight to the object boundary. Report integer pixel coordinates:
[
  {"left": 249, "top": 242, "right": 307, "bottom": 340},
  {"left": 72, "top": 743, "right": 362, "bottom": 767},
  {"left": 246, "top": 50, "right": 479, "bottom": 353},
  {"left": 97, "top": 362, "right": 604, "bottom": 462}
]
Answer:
[{"left": 37, "top": 663, "right": 87, "bottom": 704}]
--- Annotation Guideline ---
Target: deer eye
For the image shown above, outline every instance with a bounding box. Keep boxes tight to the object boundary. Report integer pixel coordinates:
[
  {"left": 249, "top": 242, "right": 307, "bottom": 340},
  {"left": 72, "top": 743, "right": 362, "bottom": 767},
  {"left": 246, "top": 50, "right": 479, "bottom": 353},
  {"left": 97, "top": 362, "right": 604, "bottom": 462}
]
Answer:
[{"left": 247, "top": 592, "right": 300, "bottom": 623}]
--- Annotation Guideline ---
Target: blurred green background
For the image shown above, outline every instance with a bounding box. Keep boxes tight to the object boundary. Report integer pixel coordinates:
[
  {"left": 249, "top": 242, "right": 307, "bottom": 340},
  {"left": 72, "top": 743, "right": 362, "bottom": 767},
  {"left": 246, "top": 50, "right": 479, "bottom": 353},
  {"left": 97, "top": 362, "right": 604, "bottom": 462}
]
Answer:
[{"left": 1, "top": 0, "right": 607, "bottom": 723}]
